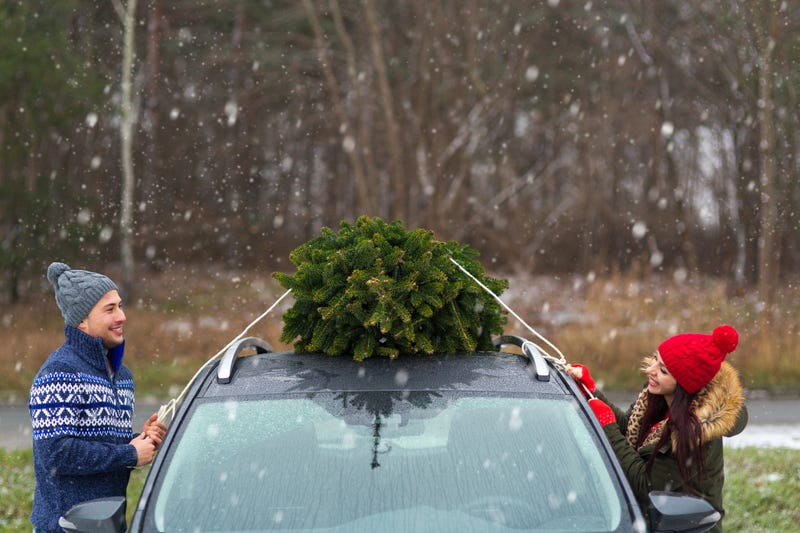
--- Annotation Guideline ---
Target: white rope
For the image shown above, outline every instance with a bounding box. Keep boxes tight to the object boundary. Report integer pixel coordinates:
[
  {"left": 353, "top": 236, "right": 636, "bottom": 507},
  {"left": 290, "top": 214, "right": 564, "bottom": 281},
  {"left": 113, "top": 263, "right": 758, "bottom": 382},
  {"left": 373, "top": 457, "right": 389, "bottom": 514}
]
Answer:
[
  {"left": 449, "top": 258, "right": 596, "bottom": 399},
  {"left": 449, "top": 257, "right": 568, "bottom": 368},
  {"left": 157, "top": 288, "right": 293, "bottom": 424}
]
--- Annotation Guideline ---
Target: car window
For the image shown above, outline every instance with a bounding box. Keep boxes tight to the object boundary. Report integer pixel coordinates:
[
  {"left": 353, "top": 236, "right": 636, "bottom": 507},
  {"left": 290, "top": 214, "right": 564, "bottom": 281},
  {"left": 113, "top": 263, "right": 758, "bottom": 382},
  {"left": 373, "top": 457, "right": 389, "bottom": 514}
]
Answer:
[{"left": 147, "top": 393, "right": 630, "bottom": 532}]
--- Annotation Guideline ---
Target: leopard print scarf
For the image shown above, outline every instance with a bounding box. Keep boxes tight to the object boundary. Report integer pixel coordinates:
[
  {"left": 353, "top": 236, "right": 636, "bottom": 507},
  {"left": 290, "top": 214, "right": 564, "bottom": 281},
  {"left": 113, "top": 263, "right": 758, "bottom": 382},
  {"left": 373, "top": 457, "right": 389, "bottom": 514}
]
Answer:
[{"left": 624, "top": 388, "right": 669, "bottom": 450}]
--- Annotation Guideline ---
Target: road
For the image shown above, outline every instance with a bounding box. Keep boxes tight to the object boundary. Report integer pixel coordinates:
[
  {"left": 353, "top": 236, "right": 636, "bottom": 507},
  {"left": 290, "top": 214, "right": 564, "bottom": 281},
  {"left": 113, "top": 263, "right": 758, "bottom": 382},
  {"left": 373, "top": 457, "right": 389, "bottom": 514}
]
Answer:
[
  {"left": 605, "top": 392, "right": 800, "bottom": 449},
  {"left": 3, "top": 397, "right": 799, "bottom": 450}
]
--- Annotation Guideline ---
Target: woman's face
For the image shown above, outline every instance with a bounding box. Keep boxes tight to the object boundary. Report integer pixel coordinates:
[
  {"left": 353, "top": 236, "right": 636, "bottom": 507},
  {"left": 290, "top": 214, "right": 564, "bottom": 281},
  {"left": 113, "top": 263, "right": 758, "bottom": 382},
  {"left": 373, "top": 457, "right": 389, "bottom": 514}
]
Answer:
[{"left": 645, "top": 352, "right": 678, "bottom": 400}]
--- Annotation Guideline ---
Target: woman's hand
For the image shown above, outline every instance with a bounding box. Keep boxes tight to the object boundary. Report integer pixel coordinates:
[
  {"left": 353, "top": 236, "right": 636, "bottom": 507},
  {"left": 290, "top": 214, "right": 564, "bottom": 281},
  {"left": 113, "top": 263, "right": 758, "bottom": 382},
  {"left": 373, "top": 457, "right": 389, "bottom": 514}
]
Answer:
[
  {"left": 565, "top": 363, "right": 596, "bottom": 395},
  {"left": 588, "top": 398, "right": 616, "bottom": 427}
]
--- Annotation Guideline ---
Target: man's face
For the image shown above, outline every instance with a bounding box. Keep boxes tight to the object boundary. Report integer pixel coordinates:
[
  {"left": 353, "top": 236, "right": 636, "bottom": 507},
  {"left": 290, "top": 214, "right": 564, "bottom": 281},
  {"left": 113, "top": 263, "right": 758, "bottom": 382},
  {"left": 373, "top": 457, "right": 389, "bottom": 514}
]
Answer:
[{"left": 77, "top": 290, "right": 126, "bottom": 349}]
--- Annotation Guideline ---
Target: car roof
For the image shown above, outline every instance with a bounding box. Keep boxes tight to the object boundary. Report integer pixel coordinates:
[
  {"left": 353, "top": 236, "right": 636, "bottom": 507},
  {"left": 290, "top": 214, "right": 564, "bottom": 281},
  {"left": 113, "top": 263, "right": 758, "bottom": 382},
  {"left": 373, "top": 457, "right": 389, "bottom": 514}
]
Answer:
[{"left": 196, "top": 349, "right": 574, "bottom": 399}]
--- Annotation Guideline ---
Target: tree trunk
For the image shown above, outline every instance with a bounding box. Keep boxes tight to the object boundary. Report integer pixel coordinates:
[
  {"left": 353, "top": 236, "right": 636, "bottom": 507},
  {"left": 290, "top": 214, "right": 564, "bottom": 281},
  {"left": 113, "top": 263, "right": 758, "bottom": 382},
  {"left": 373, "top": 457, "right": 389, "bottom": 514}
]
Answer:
[
  {"left": 755, "top": 3, "right": 778, "bottom": 313},
  {"left": 142, "top": 0, "right": 162, "bottom": 256},
  {"left": 363, "top": 0, "right": 405, "bottom": 222},
  {"left": 329, "top": 0, "right": 378, "bottom": 217},
  {"left": 224, "top": 3, "right": 245, "bottom": 267},
  {"left": 117, "top": 0, "right": 138, "bottom": 296},
  {"left": 303, "top": 0, "right": 374, "bottom": 216}
]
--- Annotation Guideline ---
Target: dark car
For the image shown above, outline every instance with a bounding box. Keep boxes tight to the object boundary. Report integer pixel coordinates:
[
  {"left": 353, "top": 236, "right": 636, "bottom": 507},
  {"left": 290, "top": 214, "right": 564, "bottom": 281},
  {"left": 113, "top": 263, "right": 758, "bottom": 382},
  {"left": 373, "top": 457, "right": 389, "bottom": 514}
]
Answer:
[{"left": 60, "top": 336, "right": 719, "bottom": 533}]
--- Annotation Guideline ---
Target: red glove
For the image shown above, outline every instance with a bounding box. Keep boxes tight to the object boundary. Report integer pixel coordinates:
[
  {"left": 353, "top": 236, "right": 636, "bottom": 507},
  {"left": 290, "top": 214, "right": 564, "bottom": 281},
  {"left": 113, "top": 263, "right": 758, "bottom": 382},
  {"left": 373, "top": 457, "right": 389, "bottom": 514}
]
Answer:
[
  {"left": 589, "top": 398, "right": 616, "bottom": 427},
  {"left": 568, "top": 363, "right": 596, "bottom": 395}
]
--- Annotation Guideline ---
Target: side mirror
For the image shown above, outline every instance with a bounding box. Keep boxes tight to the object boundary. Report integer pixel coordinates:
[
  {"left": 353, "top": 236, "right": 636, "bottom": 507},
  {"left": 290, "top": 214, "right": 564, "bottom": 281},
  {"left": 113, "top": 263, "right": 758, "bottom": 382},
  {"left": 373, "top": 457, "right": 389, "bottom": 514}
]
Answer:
[
  {"left": 648, "top": 491, "right": 721, "bottom": 533},
  {"left": 58, "top": 496, "right": 126, "bottom": 533}
]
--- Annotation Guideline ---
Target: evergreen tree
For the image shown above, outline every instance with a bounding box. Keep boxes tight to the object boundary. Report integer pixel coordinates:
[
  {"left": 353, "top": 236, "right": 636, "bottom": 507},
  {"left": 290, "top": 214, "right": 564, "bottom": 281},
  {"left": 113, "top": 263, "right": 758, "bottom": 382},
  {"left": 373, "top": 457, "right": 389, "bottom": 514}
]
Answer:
[
  {"left": 275, "top": 216, "right": 508, "bottom": 360},
  {"left": 0, "top": 1, "right": 104, "bottom": 301},
  {"left": 0, "top": 176, "right": 102, "bottom": 302}
]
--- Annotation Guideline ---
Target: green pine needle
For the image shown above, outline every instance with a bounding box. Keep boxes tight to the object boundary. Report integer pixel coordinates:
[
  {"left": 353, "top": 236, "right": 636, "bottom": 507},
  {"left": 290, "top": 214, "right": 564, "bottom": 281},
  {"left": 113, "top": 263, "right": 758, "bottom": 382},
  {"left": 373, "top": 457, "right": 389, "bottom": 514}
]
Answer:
[{"left": 275, "top": 216, "right": 508, "bottom": 359}]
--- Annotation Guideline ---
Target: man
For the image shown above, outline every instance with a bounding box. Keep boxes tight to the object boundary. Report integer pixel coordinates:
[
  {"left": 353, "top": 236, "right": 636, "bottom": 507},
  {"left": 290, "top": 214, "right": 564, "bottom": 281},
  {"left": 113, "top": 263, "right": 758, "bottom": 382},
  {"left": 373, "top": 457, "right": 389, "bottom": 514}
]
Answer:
[{"left": 29, "top": 262, "right": 166, "bottom": 532}]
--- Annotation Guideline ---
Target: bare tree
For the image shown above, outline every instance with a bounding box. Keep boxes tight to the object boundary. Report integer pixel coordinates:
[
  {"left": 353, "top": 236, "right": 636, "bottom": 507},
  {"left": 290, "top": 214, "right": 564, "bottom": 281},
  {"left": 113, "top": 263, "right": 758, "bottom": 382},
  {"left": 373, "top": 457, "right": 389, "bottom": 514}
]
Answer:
[
  {"left": 302, "top": 0, "right": 374, "bottom": 215},
  {"left": 752, "top": 1, "right": 780, "bottom": 311},
  {"left": 8, "top": 0, "right": 800, "bottom": 282},
  {"left": 363, "top": 0, "right": 406, "bottom": 222},
  {"left": 141, "top": 0, "right": 162, "bottom": 251},
  {"left": 112, "top": 0, "right": 138, "bottom": 295}
]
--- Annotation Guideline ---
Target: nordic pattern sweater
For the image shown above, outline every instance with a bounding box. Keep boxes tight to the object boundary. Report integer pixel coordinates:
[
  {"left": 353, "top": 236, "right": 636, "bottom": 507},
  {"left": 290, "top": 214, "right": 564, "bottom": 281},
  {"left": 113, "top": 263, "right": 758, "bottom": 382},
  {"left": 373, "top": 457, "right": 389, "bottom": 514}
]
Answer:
[{"left": 29, "top": 326, "right": 139, "bottom": 531}]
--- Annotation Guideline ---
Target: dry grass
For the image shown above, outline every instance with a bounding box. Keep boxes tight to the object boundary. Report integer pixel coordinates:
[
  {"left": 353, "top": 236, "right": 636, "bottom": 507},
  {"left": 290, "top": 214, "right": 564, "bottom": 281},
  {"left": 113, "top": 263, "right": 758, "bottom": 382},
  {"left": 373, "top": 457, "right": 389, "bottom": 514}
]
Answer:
[
  {"left": 502, "top": 272, "right": 800, "bottom": 392},
  {"left": 0, "top": 264, "right": 292, "bottom": 405},
  {"left": 2, "top": 265, "right": 799, "bottom": 404}
]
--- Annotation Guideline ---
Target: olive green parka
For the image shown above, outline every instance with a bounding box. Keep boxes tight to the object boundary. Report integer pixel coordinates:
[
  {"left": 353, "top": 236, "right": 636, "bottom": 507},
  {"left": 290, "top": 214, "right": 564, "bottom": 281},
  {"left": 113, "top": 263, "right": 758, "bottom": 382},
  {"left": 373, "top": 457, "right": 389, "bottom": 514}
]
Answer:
[{"left": 597, "top": 361, "right": 747, "bottom": 532}]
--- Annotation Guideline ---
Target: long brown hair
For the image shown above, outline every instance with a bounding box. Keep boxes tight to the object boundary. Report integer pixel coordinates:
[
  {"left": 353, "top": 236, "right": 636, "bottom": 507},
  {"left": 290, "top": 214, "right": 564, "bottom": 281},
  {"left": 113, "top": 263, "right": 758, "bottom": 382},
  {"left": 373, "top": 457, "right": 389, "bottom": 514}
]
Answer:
[{"left": 638, "top": 385, "right": 705, "bottom": 491}]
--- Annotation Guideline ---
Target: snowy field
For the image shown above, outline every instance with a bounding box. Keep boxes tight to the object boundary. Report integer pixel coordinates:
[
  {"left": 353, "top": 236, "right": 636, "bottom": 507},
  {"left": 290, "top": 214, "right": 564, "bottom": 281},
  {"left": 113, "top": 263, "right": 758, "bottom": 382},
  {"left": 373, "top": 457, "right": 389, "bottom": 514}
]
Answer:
[{"left": 725, "top": 424, "right": 800, "bottom": 449}]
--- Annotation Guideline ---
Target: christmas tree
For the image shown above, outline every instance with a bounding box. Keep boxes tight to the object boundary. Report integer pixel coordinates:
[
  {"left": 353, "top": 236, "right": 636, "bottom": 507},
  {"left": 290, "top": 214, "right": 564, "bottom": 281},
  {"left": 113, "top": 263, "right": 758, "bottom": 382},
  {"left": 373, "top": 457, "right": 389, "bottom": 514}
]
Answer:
[{"left": 274, "top": 216, "right": 508, "bottom": 360}]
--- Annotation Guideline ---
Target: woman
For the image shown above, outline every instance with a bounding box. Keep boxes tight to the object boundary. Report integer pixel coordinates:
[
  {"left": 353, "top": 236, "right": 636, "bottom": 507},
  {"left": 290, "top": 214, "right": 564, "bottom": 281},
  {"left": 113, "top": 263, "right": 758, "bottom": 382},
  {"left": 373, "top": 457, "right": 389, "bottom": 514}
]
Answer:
[{"left": 566, "top": 324, "right": 747, "bottom": 533}]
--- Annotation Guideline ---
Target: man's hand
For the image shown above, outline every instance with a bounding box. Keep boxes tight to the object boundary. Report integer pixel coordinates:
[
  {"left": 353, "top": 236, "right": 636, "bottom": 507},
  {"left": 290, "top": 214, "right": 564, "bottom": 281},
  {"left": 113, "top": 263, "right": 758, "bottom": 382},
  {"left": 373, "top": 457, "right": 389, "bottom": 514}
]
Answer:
[
  {"left": 130, "top": 433, "right": 156, "bottom": 467},
  {"left": 141, "top": 413, "right": 167, "bottom": 449}
]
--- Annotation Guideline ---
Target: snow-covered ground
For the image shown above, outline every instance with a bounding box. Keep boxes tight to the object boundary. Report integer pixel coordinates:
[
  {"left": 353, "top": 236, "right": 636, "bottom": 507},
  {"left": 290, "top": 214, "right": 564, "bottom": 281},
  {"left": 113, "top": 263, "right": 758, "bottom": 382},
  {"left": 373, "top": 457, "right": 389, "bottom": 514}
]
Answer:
[
  {"left": 725, "top": 424, "right": 800, "bottom": 449},
  {"left": 726, "top": 396, "right": 800, "bottom": 449}
]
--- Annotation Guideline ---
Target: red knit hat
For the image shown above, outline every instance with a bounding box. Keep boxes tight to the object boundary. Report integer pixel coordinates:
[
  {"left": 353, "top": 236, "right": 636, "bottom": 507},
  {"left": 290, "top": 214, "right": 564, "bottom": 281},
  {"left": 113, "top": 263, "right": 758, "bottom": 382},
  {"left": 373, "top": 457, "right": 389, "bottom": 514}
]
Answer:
[{"left": 657, "top": 325, "right": 739, "bottom": 394}]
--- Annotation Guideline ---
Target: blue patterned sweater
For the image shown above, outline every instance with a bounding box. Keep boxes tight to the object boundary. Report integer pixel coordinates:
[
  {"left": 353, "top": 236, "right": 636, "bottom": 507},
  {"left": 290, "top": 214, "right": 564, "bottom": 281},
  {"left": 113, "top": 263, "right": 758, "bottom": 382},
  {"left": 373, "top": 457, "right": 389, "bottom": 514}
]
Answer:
[{"left": 29, "top": 326, "right": 139, "bottom": 531}]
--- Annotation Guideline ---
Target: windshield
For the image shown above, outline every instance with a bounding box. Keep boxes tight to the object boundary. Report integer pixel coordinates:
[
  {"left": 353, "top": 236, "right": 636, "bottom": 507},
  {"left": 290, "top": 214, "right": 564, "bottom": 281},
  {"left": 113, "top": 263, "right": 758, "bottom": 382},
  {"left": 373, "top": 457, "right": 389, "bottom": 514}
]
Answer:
[{"left": 146, "top": 392, "right": 631, "bottom": 532}]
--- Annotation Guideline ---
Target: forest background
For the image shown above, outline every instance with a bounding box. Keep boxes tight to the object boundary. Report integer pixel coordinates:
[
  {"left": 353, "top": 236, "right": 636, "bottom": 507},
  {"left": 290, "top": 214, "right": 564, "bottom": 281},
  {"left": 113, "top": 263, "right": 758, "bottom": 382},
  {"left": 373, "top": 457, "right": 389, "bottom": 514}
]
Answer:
[{"left": 2, "top": 0, "right": 800, "bottom": 399}]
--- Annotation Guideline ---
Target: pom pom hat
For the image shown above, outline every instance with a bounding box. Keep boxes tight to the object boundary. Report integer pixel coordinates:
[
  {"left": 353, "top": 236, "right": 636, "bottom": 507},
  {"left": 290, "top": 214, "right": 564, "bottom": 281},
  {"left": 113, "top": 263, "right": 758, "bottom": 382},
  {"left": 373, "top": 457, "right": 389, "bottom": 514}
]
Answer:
[
  {"left": 657, "top": 325, "right": 739, "bottom": 394},
  {"left": 47, "top": 262, "right": 118, "bottom": 327}
]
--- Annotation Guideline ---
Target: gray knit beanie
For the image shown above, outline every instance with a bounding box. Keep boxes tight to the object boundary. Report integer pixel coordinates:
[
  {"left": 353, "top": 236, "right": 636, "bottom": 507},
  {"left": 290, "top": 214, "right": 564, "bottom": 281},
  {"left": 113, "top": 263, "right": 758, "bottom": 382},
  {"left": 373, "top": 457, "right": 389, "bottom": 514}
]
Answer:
[{"left": 47, "top": 262, "right": 119, "bottom": 327}]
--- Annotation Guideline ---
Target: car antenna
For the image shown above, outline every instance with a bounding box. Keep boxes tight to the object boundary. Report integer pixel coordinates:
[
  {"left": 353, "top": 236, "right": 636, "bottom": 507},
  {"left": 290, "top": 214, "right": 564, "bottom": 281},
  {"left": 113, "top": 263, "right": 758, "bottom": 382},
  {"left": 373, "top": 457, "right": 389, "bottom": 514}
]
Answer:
[{"left": 156, "top": 288, "right": 293, "bottom": 424}]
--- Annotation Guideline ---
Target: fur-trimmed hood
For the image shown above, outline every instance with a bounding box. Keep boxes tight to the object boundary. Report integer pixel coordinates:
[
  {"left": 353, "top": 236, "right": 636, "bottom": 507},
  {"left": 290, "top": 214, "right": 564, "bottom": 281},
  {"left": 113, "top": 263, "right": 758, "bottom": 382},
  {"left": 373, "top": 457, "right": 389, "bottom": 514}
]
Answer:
[{"left": 692, "top": 361, "right": 745, "bottom": 441}]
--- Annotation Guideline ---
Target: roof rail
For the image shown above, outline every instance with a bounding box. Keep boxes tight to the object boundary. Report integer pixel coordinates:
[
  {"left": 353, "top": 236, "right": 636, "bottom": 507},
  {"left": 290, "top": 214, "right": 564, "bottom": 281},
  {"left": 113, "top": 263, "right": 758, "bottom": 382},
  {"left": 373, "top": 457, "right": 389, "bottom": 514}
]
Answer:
[
  {"left": 217, "top": 337, "right": 273, "bottom": 384},
  {"left": 493, "top": 335, "right": 550, "bottom": 382}
]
